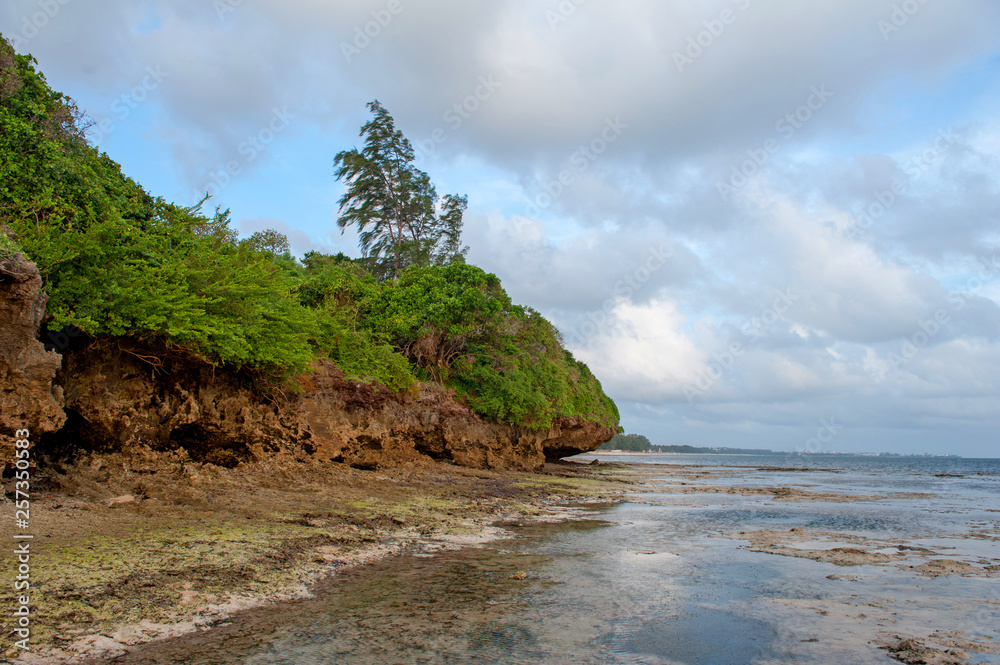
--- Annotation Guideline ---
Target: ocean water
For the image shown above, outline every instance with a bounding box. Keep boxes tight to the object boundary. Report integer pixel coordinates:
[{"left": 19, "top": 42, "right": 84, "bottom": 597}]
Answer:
[{"left": 111, "top": 455, "right": 1000, "bottom": 664}]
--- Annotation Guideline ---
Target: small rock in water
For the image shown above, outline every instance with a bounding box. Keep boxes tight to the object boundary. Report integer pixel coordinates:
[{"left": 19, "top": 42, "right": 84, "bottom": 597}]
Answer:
[{"left": 510, "top": 571, "right": 528, "bottom": 580}]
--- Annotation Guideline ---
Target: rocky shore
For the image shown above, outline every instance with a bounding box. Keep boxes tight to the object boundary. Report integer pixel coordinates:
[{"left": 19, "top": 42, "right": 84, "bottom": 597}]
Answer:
[{"left": 1, "top": 454, "right": 633, "bottom": 663}]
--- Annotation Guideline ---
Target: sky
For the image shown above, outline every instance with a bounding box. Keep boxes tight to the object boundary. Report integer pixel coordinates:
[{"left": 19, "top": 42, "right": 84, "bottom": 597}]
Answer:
[{"left": 2, "top": 0, "right": 999, "bottom": 457}]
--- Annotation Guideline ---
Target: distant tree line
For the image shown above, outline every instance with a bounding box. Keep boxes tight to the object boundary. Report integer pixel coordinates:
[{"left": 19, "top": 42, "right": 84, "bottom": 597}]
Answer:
[
  {"left": 598, "top": 436, "right": 777, "bottom": 455},
  {"left": 599, "top": 433, "right": 652, "bottom": 451},
  {"left": 651, "top": 444, "right": 775, "bottom": 455}
]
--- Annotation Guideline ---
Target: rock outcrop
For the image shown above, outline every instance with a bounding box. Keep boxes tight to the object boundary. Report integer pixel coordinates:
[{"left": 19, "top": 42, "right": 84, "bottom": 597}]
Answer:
[
  {"left": 0, "top": 250, "right": 65, "bottom": 445},
  {"left": 0, "top": 248, "right": 613, "bottom": 471},
  {"left": 46, "top": 343, "right": 613, "bottom": 471}
]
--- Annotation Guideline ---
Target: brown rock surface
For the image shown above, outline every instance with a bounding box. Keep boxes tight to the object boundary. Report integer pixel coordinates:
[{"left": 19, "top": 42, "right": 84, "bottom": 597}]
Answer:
[
  {"left": 877, "top": 632, "right": 1000, "bottom": 665},
  {"left": 50, "top": 343, "right": 614, "bottom": 470},
  {"left": 0, "top": 250, "right": 65, "bottom": 446}
]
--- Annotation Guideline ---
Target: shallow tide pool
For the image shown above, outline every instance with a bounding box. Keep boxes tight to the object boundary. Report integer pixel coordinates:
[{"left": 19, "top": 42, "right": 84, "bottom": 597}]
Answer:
[{"left": 104, "top": 456, "right": 1000, "bottom": 665}]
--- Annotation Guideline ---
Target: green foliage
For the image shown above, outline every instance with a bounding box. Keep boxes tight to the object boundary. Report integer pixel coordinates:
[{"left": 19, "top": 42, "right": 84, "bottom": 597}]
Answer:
[
  {"left": 365, "top": 262, "right": 513, "bottom": 377},
  {"left": 0, "top": 230, "right": 20, "bottom": 259},
  {"left": 0, "top": 35, "right": 617, "bottom": 432},
  {"left": 599, "top": 433, "right": 653, "bottom": 451},
  {"left": 298, "top": 252, "right": 416, "bottom": 392},
  {"left": 0, "top": 38, "right": 314, "bottom": 375},
  {"left": 334, "top": 100, "right": 468, "bottom": 280},
  {"left": 242, "top": 229, "right": 290, "bottom": 256},
  {"left": 363, "top": 263, "right": 619, "bottom": 430}
]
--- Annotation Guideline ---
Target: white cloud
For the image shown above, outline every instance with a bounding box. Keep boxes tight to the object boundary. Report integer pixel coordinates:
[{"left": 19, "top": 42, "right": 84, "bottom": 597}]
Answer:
[{"left": 573, "top": 298, "right": 703, "bottom": 403}]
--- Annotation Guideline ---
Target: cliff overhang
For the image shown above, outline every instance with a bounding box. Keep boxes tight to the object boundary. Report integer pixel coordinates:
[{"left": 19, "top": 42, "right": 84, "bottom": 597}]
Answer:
[{"left": 0, "top": 254, "right": 614, "bottom": 472}]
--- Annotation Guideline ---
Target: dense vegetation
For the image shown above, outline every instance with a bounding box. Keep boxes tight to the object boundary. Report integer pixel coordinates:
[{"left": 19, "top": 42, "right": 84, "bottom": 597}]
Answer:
[
  {"left": 599, "top": 433, "right": 654, "bottom": 451},
  {"left": 0, "top": 35, "right": 618, "bottom": 431}
]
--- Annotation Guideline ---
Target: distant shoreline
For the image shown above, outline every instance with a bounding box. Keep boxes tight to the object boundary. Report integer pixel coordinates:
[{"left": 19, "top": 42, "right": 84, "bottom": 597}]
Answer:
[{"left": 583, "top": 450, "right": 966, "bottom": 458}]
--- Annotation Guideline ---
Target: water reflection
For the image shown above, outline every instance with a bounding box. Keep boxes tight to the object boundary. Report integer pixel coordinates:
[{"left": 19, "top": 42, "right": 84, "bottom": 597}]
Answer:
[{"left": 103, "top": 458, "right": 1000, "bottom": 665}]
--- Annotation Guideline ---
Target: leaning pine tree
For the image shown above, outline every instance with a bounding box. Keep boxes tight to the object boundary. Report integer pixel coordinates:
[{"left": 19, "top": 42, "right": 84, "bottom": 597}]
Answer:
[{"left": 334, "top": 100, "right": 468, "bottom": 280}]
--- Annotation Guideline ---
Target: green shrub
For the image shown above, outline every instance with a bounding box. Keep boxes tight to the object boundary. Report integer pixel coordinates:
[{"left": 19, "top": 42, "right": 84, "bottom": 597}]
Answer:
[
  {"left": 362, "top": 263, "right": 618, "bottom": 429},
  {"left": 0, "top": 33, "right": 617, "bottom": 430},
  {"left": 0, "top": 231, "right": 20, "bottom": 259}
]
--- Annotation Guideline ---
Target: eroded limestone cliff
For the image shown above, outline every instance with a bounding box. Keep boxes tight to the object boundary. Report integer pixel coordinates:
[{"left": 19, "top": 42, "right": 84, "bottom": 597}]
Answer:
[
  {"left": 0, "top": 251, "right": 65, "bottom": 443},
  {"left": 0, "top": 253, "right": 613, "bottom": 471}
]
